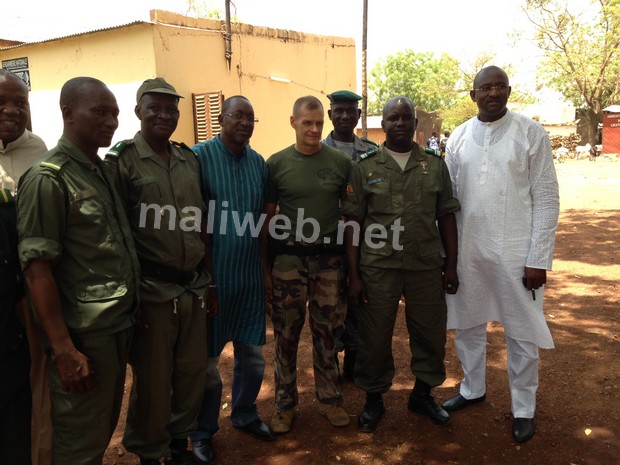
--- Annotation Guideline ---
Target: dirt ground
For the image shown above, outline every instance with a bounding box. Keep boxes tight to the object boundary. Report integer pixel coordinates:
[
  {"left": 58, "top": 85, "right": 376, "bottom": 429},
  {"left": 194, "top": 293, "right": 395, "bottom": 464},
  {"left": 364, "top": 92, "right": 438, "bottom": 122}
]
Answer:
[{"left": 104, "top": 158, "right": 620, "bottom": 465}]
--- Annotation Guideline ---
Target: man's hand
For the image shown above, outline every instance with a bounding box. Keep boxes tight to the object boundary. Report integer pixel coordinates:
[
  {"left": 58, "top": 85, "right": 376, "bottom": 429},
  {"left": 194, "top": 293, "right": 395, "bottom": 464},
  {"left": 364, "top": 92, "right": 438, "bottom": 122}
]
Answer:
[
  {"left": 54, "top": 346, "right": 94, "bottom": 394},
  {"left": 523, "top": 267, "right": 547, "bottom": 290},
  {"left": 443, "top": 268, "right": 459, "bottom": 295},
  {"left": 348, "top": 275, "right": 367, "bottom": 306}
]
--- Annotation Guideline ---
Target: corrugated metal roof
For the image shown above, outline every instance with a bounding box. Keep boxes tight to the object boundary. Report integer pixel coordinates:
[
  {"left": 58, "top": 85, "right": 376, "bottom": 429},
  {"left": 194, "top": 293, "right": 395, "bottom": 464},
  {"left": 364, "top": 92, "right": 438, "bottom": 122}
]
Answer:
[{"left": 0, "top": 20, "right": 146, "bottom": 50}]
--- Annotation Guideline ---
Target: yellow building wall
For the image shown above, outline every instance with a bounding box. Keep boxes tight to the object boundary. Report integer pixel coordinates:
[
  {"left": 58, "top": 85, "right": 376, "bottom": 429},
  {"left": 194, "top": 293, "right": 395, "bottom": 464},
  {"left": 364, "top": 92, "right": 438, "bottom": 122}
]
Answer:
[
  {"left": 0, "top": 25, "right": 158, "bottom": 148},
  {"left": 0, "top": 10, "right": 356, "bottom": 157},
  {"left": 150, "top": 12, "right": 356, "bottom": 156}
]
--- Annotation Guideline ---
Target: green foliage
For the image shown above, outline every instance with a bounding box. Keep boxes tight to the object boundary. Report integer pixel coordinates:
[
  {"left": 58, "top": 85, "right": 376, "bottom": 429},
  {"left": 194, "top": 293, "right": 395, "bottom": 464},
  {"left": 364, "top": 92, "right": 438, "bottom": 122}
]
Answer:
[
  {"left": 185, "top": 0, "right": 225, "bottom": 19},
  {"left": 524, "top": 0, "right": 620, "bottom": 143},
  {"left": 368, "top": 50, "right": 461, "bottom": 114},
  {"left": 439, "top": 95, "right": 478, "bottom": 131}
]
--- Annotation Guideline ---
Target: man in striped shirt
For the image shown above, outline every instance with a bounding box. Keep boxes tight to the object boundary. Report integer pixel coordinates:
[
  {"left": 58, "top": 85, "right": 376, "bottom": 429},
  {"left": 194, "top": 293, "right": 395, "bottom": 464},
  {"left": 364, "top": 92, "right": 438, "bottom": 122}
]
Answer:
[{"left": 191, "top": 96, "right": 274, "bottom": 465}]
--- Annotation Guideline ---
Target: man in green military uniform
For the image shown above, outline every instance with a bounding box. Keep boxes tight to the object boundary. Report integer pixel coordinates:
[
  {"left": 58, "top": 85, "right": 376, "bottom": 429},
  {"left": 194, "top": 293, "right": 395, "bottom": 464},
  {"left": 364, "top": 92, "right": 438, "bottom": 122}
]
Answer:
[
  {"left": 342, "top": 96, "right": 460, "bottom": 433},
  {"left": 105, "top": 78, "right": 210, "bottom": 465},
  {"left": 322, "top": 89, "right": 378, "bottom": 381},
  {"left": 323, "top": 90, "right": 378, "bottom": 164},
  {"left": 264, "top": 95, "right": 351, "bottom": 434},
  {"left": 17, "top": 77, "right": 140, "bottom": 465}
]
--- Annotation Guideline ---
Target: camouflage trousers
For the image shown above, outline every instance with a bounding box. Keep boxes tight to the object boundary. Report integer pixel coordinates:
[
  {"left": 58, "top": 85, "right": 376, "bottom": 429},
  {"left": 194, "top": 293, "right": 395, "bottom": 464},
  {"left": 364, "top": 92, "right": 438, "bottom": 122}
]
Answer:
[{"left": 271, "top": 253, "right": 346, "bottom": 411}]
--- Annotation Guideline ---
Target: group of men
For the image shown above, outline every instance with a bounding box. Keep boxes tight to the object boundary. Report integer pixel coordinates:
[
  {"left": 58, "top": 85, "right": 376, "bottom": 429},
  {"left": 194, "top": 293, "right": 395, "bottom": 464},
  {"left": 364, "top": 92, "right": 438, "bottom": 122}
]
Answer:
[{"left": 1, "top": 63, "right": 559, "bottom": 465}]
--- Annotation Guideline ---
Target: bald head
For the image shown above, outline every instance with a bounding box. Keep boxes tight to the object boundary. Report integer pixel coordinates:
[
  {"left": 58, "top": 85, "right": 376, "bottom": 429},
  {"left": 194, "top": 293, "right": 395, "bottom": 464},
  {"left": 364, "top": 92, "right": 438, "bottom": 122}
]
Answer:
[
  {"left": 382, "top": 96, "right": 415, "bottom": 118},
  {"left": 59, "top": 77, "right": 119, "bottom": 160},
  {"left": 473, "top": 66, "right": 509, "bottom": 89},
  {"left": 381, "top": 96, "right": 417, "bottom": 152},
  {"left": 0, "top": 69, "right": 28, "bottom": 89},
  {"left": 59, "top": 76, "right": 109, "bottom": 111}
]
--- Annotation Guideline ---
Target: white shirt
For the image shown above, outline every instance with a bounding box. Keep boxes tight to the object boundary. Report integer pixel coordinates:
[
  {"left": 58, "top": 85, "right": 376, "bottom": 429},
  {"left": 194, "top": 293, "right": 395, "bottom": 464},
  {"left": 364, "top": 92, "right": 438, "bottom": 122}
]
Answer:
[
  {"left": 0, "top": 130, "right": 48, "bottom": 194},
  {"left": 445, "top": 111, "right": 559, "bottom": 348}
]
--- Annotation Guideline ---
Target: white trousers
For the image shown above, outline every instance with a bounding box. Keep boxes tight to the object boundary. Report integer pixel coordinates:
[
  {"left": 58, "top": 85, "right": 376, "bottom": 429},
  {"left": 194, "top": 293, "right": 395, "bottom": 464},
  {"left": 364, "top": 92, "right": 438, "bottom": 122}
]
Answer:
[{"left": 454, "top": 323, "right": 539, "bottom": 418}]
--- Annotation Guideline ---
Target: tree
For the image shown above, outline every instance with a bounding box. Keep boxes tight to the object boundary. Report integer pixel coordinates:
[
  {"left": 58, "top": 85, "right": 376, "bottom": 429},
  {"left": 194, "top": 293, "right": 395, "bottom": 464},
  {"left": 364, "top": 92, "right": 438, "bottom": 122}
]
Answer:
[
  {"left": 185, "top": 0, "right": 225, "bottom": 19},
  {"left": 368, "top": 50, "right": 461, "bottom": 115},
  {"left": 525, "top": 0, "right": 620, "bottom": 145}
]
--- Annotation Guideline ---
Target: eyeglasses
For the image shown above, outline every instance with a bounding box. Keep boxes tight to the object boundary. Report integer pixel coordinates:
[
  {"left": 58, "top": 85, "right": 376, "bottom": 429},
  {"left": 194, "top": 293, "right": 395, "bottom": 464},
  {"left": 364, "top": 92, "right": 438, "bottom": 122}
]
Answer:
[
  {"left": 473, "top": 84, "right": 510, "bottom": 94},
  {"left": 222, "top": 112, "right": 259, "bottom": 123}
]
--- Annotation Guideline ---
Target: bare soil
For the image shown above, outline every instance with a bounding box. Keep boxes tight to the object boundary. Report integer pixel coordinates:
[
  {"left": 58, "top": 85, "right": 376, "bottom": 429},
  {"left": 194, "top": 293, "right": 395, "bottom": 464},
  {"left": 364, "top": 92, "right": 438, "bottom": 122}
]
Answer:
[{"left": 104, "top": 158, "right": 620, "bottom": 465}]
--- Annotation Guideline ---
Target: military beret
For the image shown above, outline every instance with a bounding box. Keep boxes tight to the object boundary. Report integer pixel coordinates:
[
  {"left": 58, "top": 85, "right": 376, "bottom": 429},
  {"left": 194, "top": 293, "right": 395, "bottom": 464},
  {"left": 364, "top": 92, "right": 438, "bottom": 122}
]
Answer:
[
  {"left": 327, "top": 90, "right": 362, "bottom": 103},
  {"left": 136, "top": 77, "right": 184, "bottom": 103}
]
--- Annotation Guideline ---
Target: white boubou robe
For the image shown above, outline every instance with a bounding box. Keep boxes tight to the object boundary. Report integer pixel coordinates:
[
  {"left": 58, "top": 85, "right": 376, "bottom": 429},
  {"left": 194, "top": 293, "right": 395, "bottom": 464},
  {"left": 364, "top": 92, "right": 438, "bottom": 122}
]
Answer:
[{"left": 445, "top": 111, "right": 560, "bottom": 349}]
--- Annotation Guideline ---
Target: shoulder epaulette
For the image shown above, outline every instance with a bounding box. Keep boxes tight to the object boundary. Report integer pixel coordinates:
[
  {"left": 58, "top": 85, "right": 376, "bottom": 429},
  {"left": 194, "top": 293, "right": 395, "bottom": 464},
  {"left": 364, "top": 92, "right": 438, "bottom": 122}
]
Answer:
[
  {"left": 352, "top": 148, "right": 378, "bottom": 165},
  {"left": 172, "top": 140, "right": 193, "bottom": 152},
  {"left": 362, "top": 138, "right": 379, "bottom": 147},
  {"left": 105, "top": 140, "right": 132, "bottom": 158},
  {"left": 424, "top": 147, "right": 442, "bottom": 158},
  {"left": 39, "top": 161, "right": 64, "bottom": 171},
  {"left": 0, "top": 188, "right": 13, "bottom": 204}
]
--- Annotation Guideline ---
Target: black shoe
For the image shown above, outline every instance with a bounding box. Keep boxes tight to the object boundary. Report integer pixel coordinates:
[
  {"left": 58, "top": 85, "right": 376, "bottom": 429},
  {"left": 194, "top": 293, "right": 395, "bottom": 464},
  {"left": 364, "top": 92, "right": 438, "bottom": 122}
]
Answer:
[
  {"left": 407, "top": 393, "right": 451, "bottom": 426},
  {"left": 235, "top": 418, "right": 277, "bottom": 441},
  {"left": 441, "top": 393, "right": 486, "bottom": 412},
  {"left": 357, "top": 395, "right": 385, "bottom": 433},
  {"left": 512, "top": 417, "right": 535, "bottom": 443},
  {"left": 191, "top": 438, "right": 215, "bottom": 465},
  {"left": 164, "top": 454, "right": 189, "bottom": 465}
]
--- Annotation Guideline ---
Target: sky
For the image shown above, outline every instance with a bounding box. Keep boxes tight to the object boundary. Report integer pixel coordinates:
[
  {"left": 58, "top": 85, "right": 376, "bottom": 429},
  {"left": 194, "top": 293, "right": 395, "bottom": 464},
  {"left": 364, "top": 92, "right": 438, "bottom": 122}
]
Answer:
[{"left": 3, "top": 0, "right": 544, "bottom": 89}]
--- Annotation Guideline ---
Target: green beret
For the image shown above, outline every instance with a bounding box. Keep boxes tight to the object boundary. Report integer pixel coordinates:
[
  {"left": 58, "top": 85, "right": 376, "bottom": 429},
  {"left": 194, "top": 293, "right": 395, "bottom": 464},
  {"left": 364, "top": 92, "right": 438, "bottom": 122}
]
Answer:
[
  {"left": 136, "top": 77, "right": 184, "bottom": 103},
  {"left": 327, "top": 90, "right": 362, "bottom": 103}
]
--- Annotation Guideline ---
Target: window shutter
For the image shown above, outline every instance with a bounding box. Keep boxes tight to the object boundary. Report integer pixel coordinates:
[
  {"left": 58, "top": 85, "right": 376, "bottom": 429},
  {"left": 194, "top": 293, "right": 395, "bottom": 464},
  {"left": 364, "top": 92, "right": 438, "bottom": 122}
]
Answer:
[{"left": 192, "top": 91, "right": 223, "bottom": 143}]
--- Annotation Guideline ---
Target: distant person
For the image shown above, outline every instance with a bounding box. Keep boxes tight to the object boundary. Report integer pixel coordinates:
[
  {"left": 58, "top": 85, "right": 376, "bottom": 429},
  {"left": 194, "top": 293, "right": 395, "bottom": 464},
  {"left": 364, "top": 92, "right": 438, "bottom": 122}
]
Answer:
[
  {"left": 322, "top": 89, "right": 378, "bottom": 381},
  {"left": 17, "top": 76, "right": 140, "bottom": 465},
  {"left": 0, "top": 69, "right": 49, "bottom": 465},
  {"left": 442, "top": 66, "right": 560, "bottom": 443},
  {"left": 342, "top": 96, "right": 460, "bottom": 433},
  {"left": 190, "top": 96, "right": 274, "bottom": 465},
  {"left": 105, "top": 77, "right": 210, "bottom": 465},
  {"left": 426, "top": 131, "right": 440, "bottom": 153},
  {"left": 264, "top": 95, "right": 351, "bottom": 434},
  {"left": 439, "top": 130, "right": 450, "bottom": 156}
]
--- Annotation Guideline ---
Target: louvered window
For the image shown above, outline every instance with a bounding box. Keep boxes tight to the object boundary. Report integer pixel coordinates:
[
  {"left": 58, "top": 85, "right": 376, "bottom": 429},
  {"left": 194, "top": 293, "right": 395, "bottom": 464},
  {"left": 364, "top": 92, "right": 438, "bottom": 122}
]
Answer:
[{"left": 192, "top": 91, "right": 223, "bottom": 143}]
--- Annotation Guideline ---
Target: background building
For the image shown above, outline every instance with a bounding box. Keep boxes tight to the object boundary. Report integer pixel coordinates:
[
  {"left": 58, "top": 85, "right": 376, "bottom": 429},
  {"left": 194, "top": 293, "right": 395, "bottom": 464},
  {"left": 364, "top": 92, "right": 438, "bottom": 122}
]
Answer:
[{"left": 0, "top": 10, "right": 356, "bottom": 156}]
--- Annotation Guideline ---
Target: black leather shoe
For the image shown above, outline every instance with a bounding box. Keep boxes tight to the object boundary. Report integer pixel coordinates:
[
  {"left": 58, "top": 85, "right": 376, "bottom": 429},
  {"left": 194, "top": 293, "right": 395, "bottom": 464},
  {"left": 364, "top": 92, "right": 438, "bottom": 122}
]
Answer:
[
  {"left": 512, "top": 417, "right": 535, "bottom": 443},
  {"left": 235, "top": 418, "right": 277, "bottom": 441},
  {"left": 441, "top": 393, "right": 486, "bottom": 412},
  {"left": 191, "top": 439, "right": 215, "bottom": 465},
  {"left": 408, "top": 393, "right": 451, "bottom": 426},
  {"left": 357, "top": 396, "right": 385, "bottom": 433}
]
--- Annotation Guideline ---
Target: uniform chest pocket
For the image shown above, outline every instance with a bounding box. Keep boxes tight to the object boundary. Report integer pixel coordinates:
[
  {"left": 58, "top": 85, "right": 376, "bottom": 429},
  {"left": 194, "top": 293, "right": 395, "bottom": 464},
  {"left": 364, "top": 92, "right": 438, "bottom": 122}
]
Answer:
[
  {"left": 131, "top": 176, "right": 163, "bottom": 203},
  {"left": 366, "top": 176, "right": 392, "bottom": 212},
  {"left": 71, "top": 188, "right": 105, "bottom": 225}
]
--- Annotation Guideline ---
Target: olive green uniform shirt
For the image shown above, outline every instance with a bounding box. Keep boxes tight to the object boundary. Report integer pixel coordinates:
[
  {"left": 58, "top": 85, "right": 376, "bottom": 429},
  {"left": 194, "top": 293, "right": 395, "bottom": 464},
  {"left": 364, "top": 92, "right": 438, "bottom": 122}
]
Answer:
[
  {"left": 265, "top": 144, "right": 351, "bottom": 243},
  {"left": 17, "top": 136, "right": 140, "bottom": 335},
  {"left": 105, "top": 132, "right": 209, "bottom": 303},
  {"left": 342, "top": 143, "right": 460, "bottom": 270}
]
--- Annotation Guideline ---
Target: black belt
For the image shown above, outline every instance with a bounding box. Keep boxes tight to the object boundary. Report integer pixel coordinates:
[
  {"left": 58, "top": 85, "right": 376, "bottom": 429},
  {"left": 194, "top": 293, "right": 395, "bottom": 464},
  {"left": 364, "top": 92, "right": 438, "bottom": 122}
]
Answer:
[
  {"left": 270, "top": 241, "right": 344, "bottom": 257},
  {"left": 139, "top": 258, "right": 204, "bottom": 285}
]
